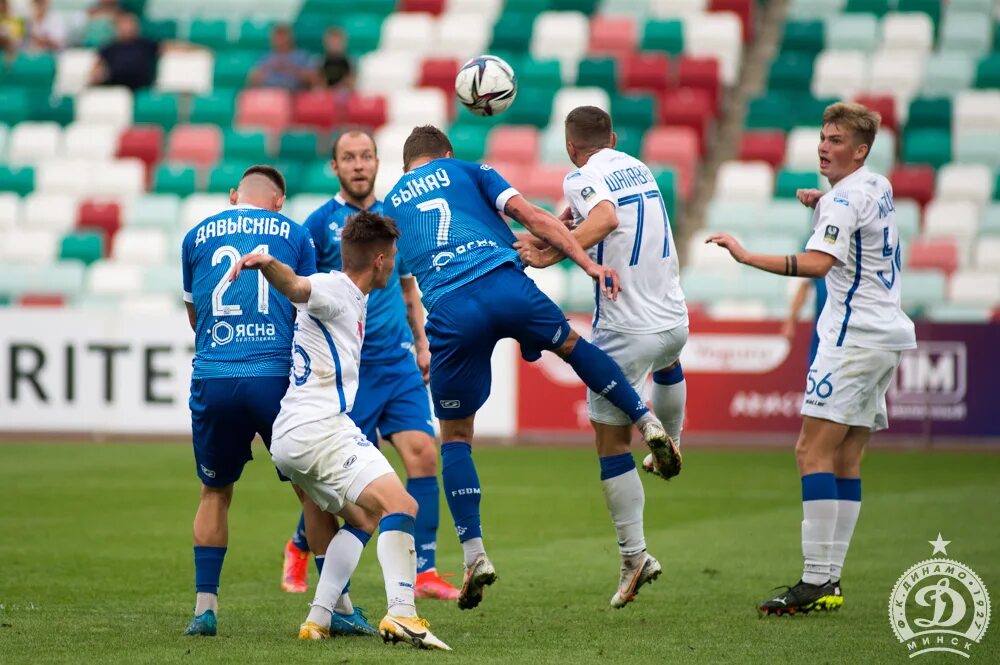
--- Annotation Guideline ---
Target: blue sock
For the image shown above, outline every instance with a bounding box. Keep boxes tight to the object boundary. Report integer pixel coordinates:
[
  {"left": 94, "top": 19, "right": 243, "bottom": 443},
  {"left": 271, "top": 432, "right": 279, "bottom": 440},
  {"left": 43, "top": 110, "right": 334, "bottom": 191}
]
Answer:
[
  {"left": 599, "top": 452, "right": 636, "bottom": 480},
  {"left": 407, "top": 476, "right": 439, "bottom": 573},
  {"left": 291, "top": 511, "right": 309, "bottom": 552},
  {"left": 566, "top": 338, "right": 649, "bottom": 423},
  {"left": 440, "top": 441, "right": 482, "bottom": 543},
  {"left": 193, "top": 545, "right": 227, "bottom": 595}
]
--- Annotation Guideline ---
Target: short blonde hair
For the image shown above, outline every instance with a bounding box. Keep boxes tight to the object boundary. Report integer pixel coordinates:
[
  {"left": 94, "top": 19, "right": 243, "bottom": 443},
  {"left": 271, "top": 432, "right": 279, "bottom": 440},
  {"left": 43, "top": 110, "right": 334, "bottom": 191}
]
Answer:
[{"left": 822, "top": 102, "right": 881, "bottom": 159}]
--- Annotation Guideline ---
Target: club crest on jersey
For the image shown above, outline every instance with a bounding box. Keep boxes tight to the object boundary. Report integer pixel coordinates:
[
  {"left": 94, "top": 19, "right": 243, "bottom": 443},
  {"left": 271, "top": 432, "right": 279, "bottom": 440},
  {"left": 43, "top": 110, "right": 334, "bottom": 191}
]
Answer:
[
  {"left": 824, "top": 225, "right": 840, "bottom": 244},
  {"left": 581, "top": 186, "right": 596, "bottom": 202}
]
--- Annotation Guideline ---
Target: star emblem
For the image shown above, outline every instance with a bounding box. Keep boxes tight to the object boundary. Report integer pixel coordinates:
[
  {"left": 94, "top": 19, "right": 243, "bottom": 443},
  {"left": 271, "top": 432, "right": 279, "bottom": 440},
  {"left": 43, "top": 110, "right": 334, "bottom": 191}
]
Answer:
[{"left": 928, "top": 533, "right": 951, "bottom": 556}]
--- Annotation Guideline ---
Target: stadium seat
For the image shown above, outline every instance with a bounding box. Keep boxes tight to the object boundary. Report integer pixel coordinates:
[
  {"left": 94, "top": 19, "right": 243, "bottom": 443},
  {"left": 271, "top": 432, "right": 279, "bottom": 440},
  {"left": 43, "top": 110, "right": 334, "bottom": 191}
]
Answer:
[
  {"left": 921, "top": 53, "right": 975, "bottom": 97},
  {"left": 1, "top": 229, "right": 58, "bottom": 264},
  {"left": 127, "top": 194, "right": 180, "bottom": 230},
  {"left": 936, "top": 164, "right": 993, "bottom": 205},
  {"left": 345, "top": 94, "right": 388, "bottom": 129},
  {"left": 677, "top": 56, "right": 721, "bottom": 108},
  {"left": 214, "top": 51, "right": 257, "bottom": 90},
  {"left": 187, "top": 18, "right": 228, "bottom": 47},
  {"left": 907, "top": 97, "right": 951, "bottom": 131},
  {"left": 954, "top": 91, "right": 1000, "bottom": 134},
  {"left": 521, "top": 164, "right": 569, "bottom": 201},
  {"left": 23, "top": 193, "right": 78, "bottom": 232},
  {"left": 236, "top": 88, "right": 292, "bottom": 132},
  {"left": 705, "top": 200, "right": 762, "bottom": 232},
  {"left": 868, "top": 51, "right": 923, "bottom": 102},
  {"left": 116, "top": 126, "right": 164, "bottom": 170},
  {"left": 949, "top": 271, "right": 1000, "bottom": 305},
  {"left": 486, "top": 126, "right": 541, "bottom": 165},
  {"left": 133, "top": 91, "right": 179, "bottom": 129},
  {"left": 642, "top": 19, "right": 685, "bottom": 54},
  {"left": 611, "top": 93, "right": 656, "bottom": 131},
  {"left": 524, "top": 266, "right": 567, "bottom": 305},
  {"left": 907, "top": 237, "right": 960, "bottom": 274},
  {"left": 0, "top": 193, "right": 20, "bottom": 230},
  {"left": 784, "top": 126, "right": 820, "bottom": 170},
  {"left": 589, "top": 15, "right": 637, "bottom": 56},
  {"left": 87, "top": 260, "right": 144, "bottom": 296},
  {"left": 92, "top": 159, "right": 145, "bottom": 198},
  {"left": 432, "top": 14, "right": 491, "bottom": 57},
  {"left": 954, "top": 132, "right": 1000, "bottom": 170},
  {"left": 531, "top": 11, "right": 590, "bottom": 62},
  {"left": 112, "top": 228, "right": 168, "bottom": 265},
  {"left": 974, "top": 238, "right": 1000, "bottom": 272},
  {"left": 62, "top": 123, "right": 120, "bottom": 161},
  {"left": 357, "top": 52, "right": 420, "bottom": 94},
  {"left": 895, "top": 199, "right": 921, "bottom": 240},
  {"left": 505, "top": 87, "right": 556, "bottom": 127},
  {"left": 939, "top": 11, "right": 993, "bottom": 57},
  {"left": 881, "top": 13, "right": 934, "bottom": 54},
  {"left": 975, "top": 54, "right": 1000, "bottom": 89},
  {"left": 641, "top": 126, "right": 699, "bottom": 198},
  {"left": 709, "top": 0, "right": 755, "bottom": 42},
  {"left": 380, "top": 12, "right": 436, "bottom": 55},
  {"left": 7, "top": 52, "right": 56, "bottom": 90},
  {"left": 388, "top": 88, "right": 449, "bottom": 128},
  {"left": 0, "top": 89, "right": 30, "bottom": 126},
  {"left": 30, "top": 94, "right": 74, "bottom": 127},
  {"left": 278, "top": 131, "right": 319, "bottom": 162},
  {"left": 78, "top": 199, "right": 122, "bottom": 238},
  {"left": 768, "top": 53, "right": 813, "bottom": 92},
  {"left": 206, "top": 160, "right": 247, "bottom": 194},
  {"left": 923, "top": 200, "right": 979, "bottom": 241},
  {"left": 449, "top": 124, "right": 490, "bottom": 162},
  {"left": 153, "top": 164, "right": 198, "bottom": 197},
  {"left": 0, "top": 165, "right": 35, "bottom": 195},
  {"left": 775, "top": 170, "right": 820, "bottom": 197},
  {"left": 620, "top": 52, "right": 671, "bottom": 92},
  {"left": 714, "top": 161, "right": 774, "bottom": 203},
  {"left": 683, "top": 13, "right": 743, "bottom": 84},
  {"left": 7, "top": 122, "right": 61, "bottom": 165},
  {"left": 167, "top": 125, "right": 223, "bottom": 169},
  {"left": 290, "top": 90, "right": 341, "bottom": 131},
  {"left": 190, "top": 90, "right": 237, "bottom": 126},
  {"left": 853, "top": 94, "right": 897, "bottom": 133},
  {"left": 418, "top": 58, "right": 460, "bottom": 100},
  {"left": 825, "top": 14, "right": 878, "bottom": 53},
  {"left": 812, "top": 51, "right": 867, "bottom": 100},
  {"left": 900, "top": 269, "right": 948, "bottom": 311},
  {"left": 660, "top": 87, "right": 715, "bottom": 153},
  {"left": 59, "top": 231, "right": 105, "bottom": 266},
  {"left": 54, "top": 49, "right": 98, "bottom": 96},
  {"left": 552, "top": 87, "right": 611, "bottom": 126},
  {"left": 75, "top": 87, "right": 133, "bottom": 127},
  {"left": 890, "top": 165, "right": 936, "bottom": 206},
  {"left": 36, "top": 159, "right": 94, "bottom": 196},
  {"left": 738, "top": 131, "right": 785, "bottom": 167},
  {"left": 761, "top": 199, "right": 812, "bottom": 235},
  {"left": 238, "top": 19, "right": 276, "bottom": 51},
  {"left": 902, "top": 129, "right": 951, "bottom": 168},
  {"left": 156, "top": 50, "right": 214, "bottom": 95},
  {"left": 181, "top": 194, "right": 231, "bottom": 230}
]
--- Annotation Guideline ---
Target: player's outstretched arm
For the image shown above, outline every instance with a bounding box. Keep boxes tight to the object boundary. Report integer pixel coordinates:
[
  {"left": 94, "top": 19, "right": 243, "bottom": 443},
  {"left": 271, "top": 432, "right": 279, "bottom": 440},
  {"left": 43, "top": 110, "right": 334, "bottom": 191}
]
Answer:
[
  {"left": 514, "top": 201, "right": 618, "bottom": 268},
  {"left": 230, "top": 253, "right": 312, "bottom": 303},
  {"left": 705, "top": 232, "right": 836, "bottom": 278}
]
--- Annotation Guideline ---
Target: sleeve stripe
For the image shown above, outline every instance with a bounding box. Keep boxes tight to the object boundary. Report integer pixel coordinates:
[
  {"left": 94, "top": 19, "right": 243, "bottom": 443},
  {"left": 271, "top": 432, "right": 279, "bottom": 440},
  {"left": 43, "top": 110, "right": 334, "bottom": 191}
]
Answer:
[
  {"left": 495, "top": 187, "right": 519, "bottom": 212},
  {"left": 183, "top": 291, "right": 193, "bottom": 303}
]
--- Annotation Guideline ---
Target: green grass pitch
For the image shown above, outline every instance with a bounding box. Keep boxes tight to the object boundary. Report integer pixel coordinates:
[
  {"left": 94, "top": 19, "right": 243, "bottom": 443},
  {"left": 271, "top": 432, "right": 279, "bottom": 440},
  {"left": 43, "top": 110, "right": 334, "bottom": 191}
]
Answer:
[{"left": 0, "top": 442, "right": 997, "bottom": 664}]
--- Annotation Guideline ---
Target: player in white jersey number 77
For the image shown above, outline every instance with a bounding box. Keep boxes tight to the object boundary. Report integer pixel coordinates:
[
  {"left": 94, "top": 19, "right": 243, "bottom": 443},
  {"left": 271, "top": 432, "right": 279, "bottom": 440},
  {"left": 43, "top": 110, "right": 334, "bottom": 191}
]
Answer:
[
  {"left": 707, "top": 102, "right": 916, "bottom": 616},
  {"left": 230, "top": 211, "right": 451, "bottom": 651}
]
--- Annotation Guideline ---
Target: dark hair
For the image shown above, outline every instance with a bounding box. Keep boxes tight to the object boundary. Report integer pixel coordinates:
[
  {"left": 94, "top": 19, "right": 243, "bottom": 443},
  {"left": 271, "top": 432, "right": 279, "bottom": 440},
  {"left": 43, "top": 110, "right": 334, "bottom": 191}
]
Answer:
[
  {"left": 402, "top": 125, "right": 453, "bottom": 170},
  {"left": 565, "top": 106, "right": 613, "bottom": 153},
  {"left": 332, "top": 129, "right": 377, "bottom": 161},
  {"left": 341, "top": 210, "right": 400, "bottom": 271},
  {"left": 241, "top": 164, "right": 286, "bottom": 195}
]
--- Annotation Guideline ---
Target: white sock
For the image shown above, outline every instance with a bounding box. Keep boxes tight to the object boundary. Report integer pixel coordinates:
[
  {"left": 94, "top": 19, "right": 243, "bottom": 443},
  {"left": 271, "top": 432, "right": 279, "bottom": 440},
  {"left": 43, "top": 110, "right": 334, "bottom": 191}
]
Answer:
[
  {"left": 377, "top": 528, "right": 417, "bottom": 618},
  {"left": 830, "top": 499, "right": 861, "bottom": 581},
  {"left": 306, "top": 604, "right": 332, "bottom": 626},
  {"left": 602, "top": 468, "right": 646, "bottom": 557},
  {"left": 334, "top": 591, "right": 353, "bottom": 616},
  {"left": 310, "top": 528, "right": 367, "bottom": 627},
  {"left": 194, "top": 592, "right": 218, "bottom": 615},
  {"left": 462, "top": 537, "right": 486, "bottom": 568},
  {"left": 652, "top": 378, "right": 686, "bottom": 447},
  {"left": 801, "top": 499, "right": 838, "bottom": 585}
]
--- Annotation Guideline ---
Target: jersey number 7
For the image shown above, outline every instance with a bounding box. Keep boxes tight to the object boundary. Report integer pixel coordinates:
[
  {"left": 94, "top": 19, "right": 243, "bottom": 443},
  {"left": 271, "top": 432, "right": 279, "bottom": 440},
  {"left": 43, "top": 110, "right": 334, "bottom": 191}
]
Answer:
[{"left": 616, "top": 189, "right": 670, "bottom": 266}]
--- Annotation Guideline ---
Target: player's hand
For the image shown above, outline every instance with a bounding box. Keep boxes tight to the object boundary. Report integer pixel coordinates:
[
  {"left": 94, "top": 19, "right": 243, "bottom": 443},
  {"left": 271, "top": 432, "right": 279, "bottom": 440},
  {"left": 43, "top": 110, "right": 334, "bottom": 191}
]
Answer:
[
  {"left": 586, "top": 263, "right": 620, "bottom": 301},
  {"left": 514, "top": 232, "right": 548, "bottom": 250},
  {"left": 796, "top": 188, "right": 823, "bottom": 209},
  {"left": 780, "top": 318, "right": 797, "bottom": 342},
  {"left": 705, "top": 232, "right": 749, "bottom": 264},
  {"left": 229, "top": 252, "right": 273, "bottom": 281},
  {"left": 514, "top": 240, "right": 559, "bottom": 268},
  {"left": 558, "top": 206, "right": 575, "bottom": 229},
  {"left": 415, "top": 346, "right": 431, "bottom": 383}
]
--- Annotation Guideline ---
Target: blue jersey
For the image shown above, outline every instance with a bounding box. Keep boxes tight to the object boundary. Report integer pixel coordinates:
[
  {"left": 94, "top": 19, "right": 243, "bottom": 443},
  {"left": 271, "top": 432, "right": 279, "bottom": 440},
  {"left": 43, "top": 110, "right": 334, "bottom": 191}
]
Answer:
[
  {"left": 303, "top": 195, "right": 413, "bottom": 365},
  {"left": 182, "top": 205, "right": 317, "bottom": 379},
  {"left": 382, "top": 158, "right": 522, "bottom": 311}
]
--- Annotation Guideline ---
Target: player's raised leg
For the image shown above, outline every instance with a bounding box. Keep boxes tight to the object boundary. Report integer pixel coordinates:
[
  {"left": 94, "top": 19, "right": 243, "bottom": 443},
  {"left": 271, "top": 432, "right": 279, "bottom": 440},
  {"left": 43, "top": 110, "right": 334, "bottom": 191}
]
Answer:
[{"left": 642, "top": 361, "right": 688, "bottom": 478}]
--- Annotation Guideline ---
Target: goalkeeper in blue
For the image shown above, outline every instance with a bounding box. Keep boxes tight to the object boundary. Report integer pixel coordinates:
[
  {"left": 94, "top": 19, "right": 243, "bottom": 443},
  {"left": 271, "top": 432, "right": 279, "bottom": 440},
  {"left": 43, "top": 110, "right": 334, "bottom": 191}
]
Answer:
[{"left": 382, "top": 125, "right": 677, "bottom": 610}]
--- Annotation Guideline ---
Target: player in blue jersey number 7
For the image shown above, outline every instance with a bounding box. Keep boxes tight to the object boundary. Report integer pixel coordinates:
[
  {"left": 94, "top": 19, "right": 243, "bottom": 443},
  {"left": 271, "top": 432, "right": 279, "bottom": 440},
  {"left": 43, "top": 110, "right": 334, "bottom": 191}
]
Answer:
[{"left": 382, "top": 126, "right": 678, "bottom": 610}]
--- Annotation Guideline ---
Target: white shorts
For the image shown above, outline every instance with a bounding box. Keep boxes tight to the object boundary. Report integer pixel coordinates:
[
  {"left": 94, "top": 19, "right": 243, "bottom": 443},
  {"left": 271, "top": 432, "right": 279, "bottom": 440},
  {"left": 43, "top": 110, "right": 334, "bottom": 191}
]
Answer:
[
  {"left": 587, "top": 325, "right": 689, "bottom": 426},
  {"left": 270, "top": 413, "right": 395, "bottom": 514},
  {"left": 800, "top": 346, "right": 902, "bottom": 431}
]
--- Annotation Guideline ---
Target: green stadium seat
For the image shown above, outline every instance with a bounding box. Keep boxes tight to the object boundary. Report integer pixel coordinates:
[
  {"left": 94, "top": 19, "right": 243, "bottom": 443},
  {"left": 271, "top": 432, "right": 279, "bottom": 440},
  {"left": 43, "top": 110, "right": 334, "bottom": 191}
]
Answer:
[
  {"left": 903, "top": 129, "right": 952, "bottom": 167},
  {"left": 206, "top": 161, "right": 247, "bottom": 193},
  {"left": 144, "top": 265, "right": 183, "bottom": 296},
  {"left": 491, "top": 13, "right": 534, "bottom": 53},
  {"left": 188, "top": 19, "right": 229, "bottom": 48},
  {"left": 274, "top": 161, "right": 304, "bottom": 196},
  {"left": 768, "top": 53, "right": 814, "bottom": 91},
  {"left": 906, "top": 98, "right": 951, "bottom": 131},
  {"left": 505, "top": 0, "right": 551, "bottom": 12},
  {"left": 974, "top": 54, "right": 1000, "bottom": 88},
  {"left": 576, "top": 58, "right": 618, "bottom": 92},
  {"left": 224, "top": 129, "right": 269, "bottom": 161},
  {"left": 141, "top": 19, "right": 178, "bottom": 41},
  {"left": 214, "top": 51, "right": 257, "bottom": 90},
  {"left": 651, "top": 168, "right": 678, "bottom": 222},
  {"left": 293, "top": 13, "right": 328, "bottom": 53},
  {"left": 505, "top": 87, "right": 555, "bottom": 128},
  {"left": 238, "top": 19, "right": 275, "bottom": 51},
  {"left": 300, "top": 161, "right": 341, "bottom": 195},
  {"left": 781, "top": 21, "right": 824, "bottom": 55},
  {"left": 153, "top": 164, "right": 198, "bottom": 196},
  {"left": 279, "top": 131, "right": 319, "bottom": 161},
  {"left": 0, "top": 165, "right": 34, "bottom": 195},
  {"left": 921, "top": 53, "right": 975, "bottom": 96},
  {"left": 824, "top": 14, "right": 879, "bottom": 52},
  {"left": 611, "top": 93, "right": 656, "bottom": 131},
  {"left": 82, "top": 18, "right": 115, "bottom": 48},
  {"left": 340, "top": 14, "right": 383, "bottom": 57},
  {"left": 133, "top": 91, "right": 179, "bottom": 129},
  {"left": 939, "top": 11, "right": 993, "bottom": 56},
  {"left": 0, "top": 89, "right": 30, "bottom": 125},
  {"left": 29, "top": 94, "right": 74, "bottom": 125},
  {"left": 6, "top": 52, "right": 56, "bottom": 89},
  {"left": 448, "top": 124, "right": 490, "bottom": 162},
  {"left": 189, "top": 90, "right": 236, "bottom": 126},
  {"left": 59, "top": 231, "right": 104, "bottom": 265},
  {"left": 745, "top": 94, "right": 796, "bottom": 131},
  {"left": 954, "top": 131, "right": 1000, "bottom": 169},
  {"left": 641, "top": 20, "right": 684, "bottom": 55},
  {"left": 128, "top": 194, "right": 180, "bottom": 230},
  {"left": 551, "top": 0, "right": 598, "bottom": 13},
  {"left": 518, "top": 59, "right": 563, "bottom": 91},
  {"left": 775, "top": 170, "right": 820, "bottom": 197},
  {"left": 844, "top": 0, "right": 891, "bottom": 17},
  {"left": 613, "top": 127, "right": 643, "bottom": 161}
]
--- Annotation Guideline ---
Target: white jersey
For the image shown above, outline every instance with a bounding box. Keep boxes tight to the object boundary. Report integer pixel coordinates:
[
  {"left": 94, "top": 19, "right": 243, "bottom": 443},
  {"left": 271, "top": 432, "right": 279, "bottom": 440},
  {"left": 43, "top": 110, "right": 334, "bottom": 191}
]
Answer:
[
  {"left": 806, "top": 166, "right": 916, "bottom": 351},
  {"left": 272, "top": 272, "right": 367, "bottom": 439},
  {"left": 563, "top": 148, "right": 688, "bottom": 334}
]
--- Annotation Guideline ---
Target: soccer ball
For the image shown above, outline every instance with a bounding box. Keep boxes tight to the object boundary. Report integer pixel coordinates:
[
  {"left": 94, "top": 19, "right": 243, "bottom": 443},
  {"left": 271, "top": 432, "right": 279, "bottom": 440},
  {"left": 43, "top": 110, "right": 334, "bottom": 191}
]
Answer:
[{"left": 455, "top": 55, "right": 517, "bottom": 117}]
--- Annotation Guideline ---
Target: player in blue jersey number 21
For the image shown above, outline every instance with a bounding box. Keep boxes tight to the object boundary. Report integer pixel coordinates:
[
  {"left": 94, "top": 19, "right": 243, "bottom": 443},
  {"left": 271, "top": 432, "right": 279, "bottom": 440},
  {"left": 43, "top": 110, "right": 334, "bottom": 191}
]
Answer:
[{"left": 382, "top": 126, "right": 680, "bottom": 610}]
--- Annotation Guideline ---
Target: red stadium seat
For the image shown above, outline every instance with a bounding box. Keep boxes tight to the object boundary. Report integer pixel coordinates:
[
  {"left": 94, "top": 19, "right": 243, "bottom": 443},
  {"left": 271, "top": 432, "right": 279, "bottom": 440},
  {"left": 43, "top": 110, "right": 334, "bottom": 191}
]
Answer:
[
  {"left": 660, "top": 88, "right": 715, "bottom": 154},
  {"left": 345, "top": 94, "right": 387, "bottom": 129},
  {"left": 292, "top": 90, "right": 342, "bottom": 131},
  {"left": 419, "top": 58, "right": 461, "bottom": 98},
  {"left": 486, "top": 126, "right": 540, "bottom": 165},
  {"left": 78, "top": 199, "right": 122, "bottom": 243},
  {"left": 236, "top": 88, "right": 292, "bottom": 132},
  {"left": 488, "top": 161, "right": 530, "bottom": 196},
  {"left": 620, "top": 52, "right": 671, "bottom": 93},
  {"left": 908, "top": 237, "right": 959, "bottom": 275},
  {"left": 709, "top": 0, "right": 754, "bottom": 42},
  {"left": 677, "top": 56, "right": 721, "bottom": 111},
  {"left": 399, "top": 0, "right": 445, "bottom": 14},
  {"left": 641, "top": 126, "right": 699, "bottom": 199},
  {"left": 18, "top": 294, "right": 66, "bottom": 307},
  {"left": 854, "top": 94, "right": 897, "bottom": 133},
  {"left": 890, "top": 165, "right": 936, "bottom": 206},
  {"left": 520, "top": 164, "right": 567, "bottom": 201},
  {"left": 589, "top": 16, "right": 638, "bottom": 57},
  {"left": 739, "top": 131, "right": 787, "bottom": 168},
  {"left": 167, "top": 124, "right": 222, "bottom": 169},
  {"left": 116, "top": 126, "right": 163, "bottom": 170}
]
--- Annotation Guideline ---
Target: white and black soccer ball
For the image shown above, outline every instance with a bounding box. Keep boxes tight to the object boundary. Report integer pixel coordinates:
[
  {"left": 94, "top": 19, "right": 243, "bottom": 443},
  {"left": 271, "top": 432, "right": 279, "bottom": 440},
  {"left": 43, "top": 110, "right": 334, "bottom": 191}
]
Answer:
[{"left": 455, "top": 55, "right": 517, "bottom": 117}]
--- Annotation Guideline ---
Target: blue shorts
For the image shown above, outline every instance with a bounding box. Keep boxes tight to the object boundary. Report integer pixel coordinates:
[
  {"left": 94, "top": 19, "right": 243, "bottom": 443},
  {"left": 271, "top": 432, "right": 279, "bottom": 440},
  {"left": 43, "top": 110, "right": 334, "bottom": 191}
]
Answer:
[
  {"left": 350, "top": 354, "right": 435, "bottom": 447},
  {"left": 425, "top": 264, "right": 570, "bottom": 419},
  {"left": 189, "top": 376, "right": 289, "bottom": 487}
]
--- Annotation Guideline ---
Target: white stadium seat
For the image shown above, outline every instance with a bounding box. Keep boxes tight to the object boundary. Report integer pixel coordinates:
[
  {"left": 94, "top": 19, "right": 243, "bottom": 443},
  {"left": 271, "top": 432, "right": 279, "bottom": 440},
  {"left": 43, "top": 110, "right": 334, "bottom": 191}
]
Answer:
[
  {"left": 867, "top": 127, "right": 896, "bottom": 175},
  {"left": 61, "top": 122, "right": 121, "bottom": 160},
  {"left": 551, "top": 87, "right": 611, "bottom": 126},
  {"left": 531, "top": 12, "right": 590, "bottom": 61},
  {"left": 923, "top": 200, "right": 980, "bottom": 240},
  {"left": 287, "top": 194, "right": 330, "bottom": 225},
  {"left": 432, "top": 13, "right": 491, "bottom": 58},
  {"left": 75, "top": 86, "right": 133, "bottom": 127},
  {"left": 947, "top": 271, "right": 1000, "bottom": 305},
  {"left": 91, "top": 159, "right": 145, "bottom": 197},
  {"left": 127, "top": 194, "right": 181, "bottom": 229},
  {"left": 867, "top": 50, "right": 923, "bottom": 100},
  {"left": 974, "top": 238, "right": 1000, "bottom": 272},
  {"left": 935, "top": 164, "right": 993, "bottom": 206},
  {"left": 373, "top": 124, "right": 413, "bottom": 174},
  {"left": 686, "top": 231, "right": 744, "bottom": 271},
  {"left": 446, "top": 0, "right": 503, "bottom": 20},
  {"left": 0, "top": 229, "right": 58, "bottom": 265},
  {"left": 86, "top": 260, "right": 144, "bottom": 296},
  {"left": 880, "top": 13, "right": 934, "bottom": 55},
  {"left": 714, "top": 161, "right": 774, "bottom": 204},
  {"left": 812, "top": 51, "right": 868, "bottom": 99},
  {"left": 387, "top": 88, "right": 449, "bottom": 129},
  {"left": 921, "top": 52, "right": 975, "bottom": 97},
  {"left": 683, "top": 13, "right": 743, "bottom": 85},
  {"left": 895, "top": 199, "right": 921, "bottom": 241},
  {"left": 181, "top": 194, "right": 231, "bottom": 230},
  {"left": 35, "top": 159, "right": 93, "bottom": 196},
  {"left": 156, "top": 50, "right": 214, "bottom": 95},
  {"left": 7, "top": 122, "right": 61, "bottom": 166},
  {"left": 22, "top": 193, "right": 78, "bottom": 232},
  {"left": 356, "top": 51, "right": 419, "bottom": 94},
  {"left": 705, "top": 200, "right": 763, "bottom": 232},
  {"left": 55, "top": 49, "right": 97, "bottom": 96},
  {"left": 825, "top": 14, "right": 878, "bottom": 53},
  {"left": 0, "top": 193, "right": 21, "bottom": 230},
  {"left": 112, "top": 228, "right": 169, "bottom": 266},
  {"left": 380, "top": 12, "right": 436, "bottom": 55},
  {"left": 784, "top": 126, "right": 821, "bottom": 171},
  {"left": 954, "top": 91, "right": 1000, "bottom": 134},
  {"left": 524, "top": 266, "right": 567, "bottom": 304},
  {"left": 649, "top": 0, "right": 709, "bottom": 18},
  {"left": 374, "top": 164, "right": 405, "bottom": 202}
]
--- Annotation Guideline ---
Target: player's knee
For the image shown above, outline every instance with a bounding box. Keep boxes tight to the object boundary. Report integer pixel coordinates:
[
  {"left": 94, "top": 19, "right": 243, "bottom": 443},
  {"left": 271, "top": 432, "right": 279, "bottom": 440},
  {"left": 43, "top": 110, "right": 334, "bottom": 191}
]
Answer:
[
  {"left": 553, "top": 330, "right": 580, "bottom": 359},
  {"left": 385, "top": 490, "right": 419, "bottom": 519},
  {"left": 200, "top": 483, "right": 233, "bottom": 507},
  {"left": 401, "top": 435, "right": 438, "bottom": 476}
]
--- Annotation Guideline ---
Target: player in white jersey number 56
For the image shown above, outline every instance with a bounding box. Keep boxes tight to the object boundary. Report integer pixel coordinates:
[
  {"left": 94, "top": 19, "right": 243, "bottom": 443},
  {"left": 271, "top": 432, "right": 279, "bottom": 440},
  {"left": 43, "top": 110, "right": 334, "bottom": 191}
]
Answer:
[{"left": 706, "top": 102, "right": 916, "bottom": 616}]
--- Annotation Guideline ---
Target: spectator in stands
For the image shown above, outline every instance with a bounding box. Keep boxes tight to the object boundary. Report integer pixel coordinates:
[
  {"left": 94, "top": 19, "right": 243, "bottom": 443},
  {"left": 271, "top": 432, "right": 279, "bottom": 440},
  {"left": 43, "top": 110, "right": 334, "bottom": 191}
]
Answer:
[
  {"left": 248, "top": 24, "right": 317, "bottom": 91},
  {"left": 89, "top": 11, "right": 159, "bottom": 90},
  {"left": 0, "top": 0, "right": 24, "bottom": 61},
  {"left": 25, "top": 0, "right": 67, "bottom": 51},
  {"left": 87, "top": 0, "right": 120, "bottom": 19},
  {"left": 318, "top": 27, "right": 353, "bottom": 90}
]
